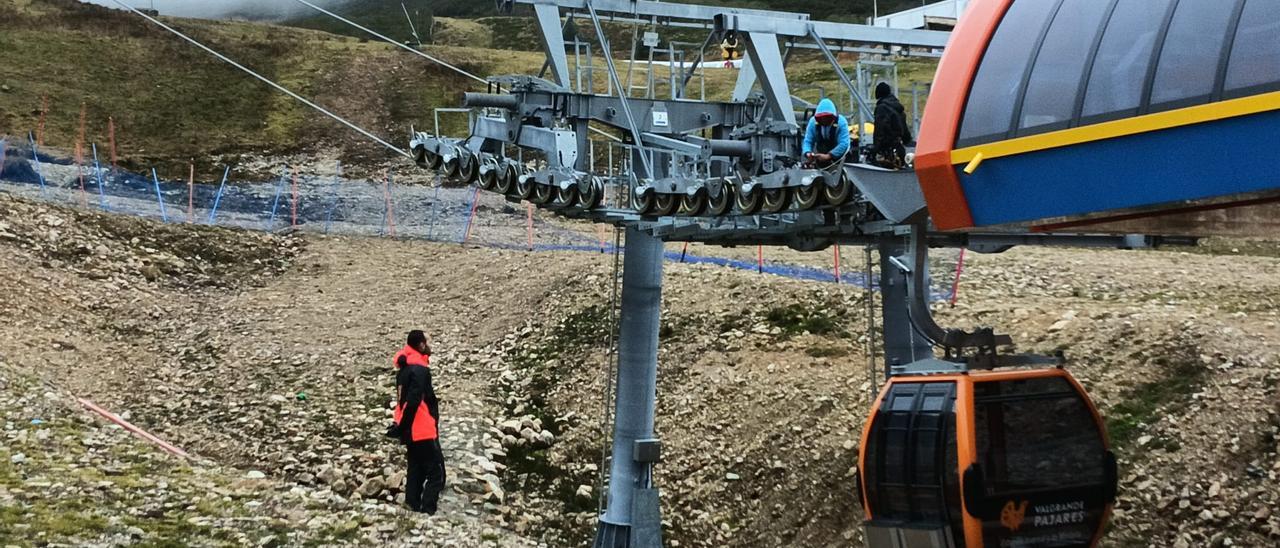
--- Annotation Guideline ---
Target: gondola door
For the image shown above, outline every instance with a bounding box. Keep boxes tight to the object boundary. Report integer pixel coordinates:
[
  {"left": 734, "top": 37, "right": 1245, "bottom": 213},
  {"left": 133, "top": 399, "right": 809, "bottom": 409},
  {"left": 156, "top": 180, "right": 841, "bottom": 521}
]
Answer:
[
  {"left": 959, "top": 372, "right": 1118, "bottom": 548},
  {"left": 861, "top": 380, "right": 966, "bottom": 547}
]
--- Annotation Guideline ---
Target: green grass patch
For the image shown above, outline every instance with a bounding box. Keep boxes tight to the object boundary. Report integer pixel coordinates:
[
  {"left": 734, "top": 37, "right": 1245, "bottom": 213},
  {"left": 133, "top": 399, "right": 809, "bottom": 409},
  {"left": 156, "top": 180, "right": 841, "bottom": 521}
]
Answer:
[
  {"left": 1105, "top": 355, "right": 1209, "bottom": 449},
  {"left": 805, "top": 345, "right": 849, "bottom": 358},
  {"left": 764, "top": 303, "right": 848, "bottom": 339}
]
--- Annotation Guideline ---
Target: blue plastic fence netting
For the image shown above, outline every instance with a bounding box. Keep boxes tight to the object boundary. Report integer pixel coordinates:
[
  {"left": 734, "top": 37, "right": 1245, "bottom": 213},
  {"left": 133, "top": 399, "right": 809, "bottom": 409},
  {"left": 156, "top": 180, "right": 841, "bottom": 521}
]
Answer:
[{"left": 0, "top": 148, "right": 962, "bottom": 300}]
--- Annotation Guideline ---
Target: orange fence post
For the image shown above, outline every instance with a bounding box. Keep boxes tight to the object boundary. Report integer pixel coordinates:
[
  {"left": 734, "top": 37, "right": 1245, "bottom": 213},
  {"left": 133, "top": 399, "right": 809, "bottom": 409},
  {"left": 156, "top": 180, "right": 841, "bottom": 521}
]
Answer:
[
  {"left": 680, "top": 242, "right": 689, "bottom": 263},
  {"left": 187, "top": 163, "right": 195, "bottom": 223},
  {"left": 36, "top": 95, "right": 48, "bottom": 147},
  {"left": 757, "top": 245, "right": 764, "bottom": 274}
]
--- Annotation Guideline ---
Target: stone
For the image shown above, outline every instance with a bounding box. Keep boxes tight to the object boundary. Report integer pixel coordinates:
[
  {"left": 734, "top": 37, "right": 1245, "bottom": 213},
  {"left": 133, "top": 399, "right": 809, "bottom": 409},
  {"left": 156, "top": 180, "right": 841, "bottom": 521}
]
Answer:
[
  {"left": 9, "top": 453, "right": 25, "bottom": 464},
  {"left": 498, "top": 419, "right": 522, "bottom": 434},
  {"left": 356, "top": 477, "right": 384, "bottom": 498},
  {"left": 317, "top": 466, "right": 343, "bottom": 485},
  {"left": 725, "top": 472, "right": 741, "bottom": 481},
  {"left": 519, "top": 427, "right": 538, "bottom": 443},
  {"left": 245, "top": 470, "right": 266, "bottom": 479},
  {"left": 576, "top": 484, "right": 592, "bottom": 499}
]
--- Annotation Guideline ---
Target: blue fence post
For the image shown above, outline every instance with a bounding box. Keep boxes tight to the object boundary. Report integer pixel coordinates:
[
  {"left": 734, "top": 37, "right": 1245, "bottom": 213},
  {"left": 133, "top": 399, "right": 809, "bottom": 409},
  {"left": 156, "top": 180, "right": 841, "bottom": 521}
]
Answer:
[
  {"left": 0, "top": 138, "right": 7, "bottom": 176},
  {"left": 267, "top": 168, "right": 287, "bottom": 230},
  {"left": 323, "top": 161, "right": 341, "bottom": 234},
  {"left": 28, "top": 133, "right": 48, "bottom": 197},
  {"left": 91, "top": 144, "right": 108, "bottom": 210},
  {"left": 207, "top": 166, "right": 230, "bottom": 224},
  {"left": 151, "top": 168, "right": 170, "bottom": 223}
]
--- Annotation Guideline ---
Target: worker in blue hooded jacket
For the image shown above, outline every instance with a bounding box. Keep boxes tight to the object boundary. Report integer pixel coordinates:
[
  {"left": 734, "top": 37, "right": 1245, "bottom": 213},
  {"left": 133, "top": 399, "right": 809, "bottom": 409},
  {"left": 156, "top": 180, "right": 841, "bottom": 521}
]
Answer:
[{"left": 802, "top": 98, "right": 851, "bottom": 169}]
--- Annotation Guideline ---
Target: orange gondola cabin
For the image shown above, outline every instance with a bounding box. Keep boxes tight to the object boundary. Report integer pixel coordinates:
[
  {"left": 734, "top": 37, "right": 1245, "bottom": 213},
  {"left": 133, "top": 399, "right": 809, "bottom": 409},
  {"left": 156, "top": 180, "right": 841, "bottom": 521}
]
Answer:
[{"left": 857, "top": 368, "right": 1117, "bottom": 548}]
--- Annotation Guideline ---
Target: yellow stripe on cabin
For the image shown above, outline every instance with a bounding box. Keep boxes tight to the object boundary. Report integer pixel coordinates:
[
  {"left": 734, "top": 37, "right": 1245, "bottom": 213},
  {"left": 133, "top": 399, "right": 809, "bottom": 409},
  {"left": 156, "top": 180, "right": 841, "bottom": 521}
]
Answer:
[{"left": 951, "top": 90, "right": 1280, "bottom": 166}]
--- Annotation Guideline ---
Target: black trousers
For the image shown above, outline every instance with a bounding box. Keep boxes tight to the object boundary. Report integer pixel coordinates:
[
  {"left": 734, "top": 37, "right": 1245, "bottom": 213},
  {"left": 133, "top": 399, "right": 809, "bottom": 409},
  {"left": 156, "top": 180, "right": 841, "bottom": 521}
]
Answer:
[{"left": 405, "top": 439, "right": 446, "bottom": 513}]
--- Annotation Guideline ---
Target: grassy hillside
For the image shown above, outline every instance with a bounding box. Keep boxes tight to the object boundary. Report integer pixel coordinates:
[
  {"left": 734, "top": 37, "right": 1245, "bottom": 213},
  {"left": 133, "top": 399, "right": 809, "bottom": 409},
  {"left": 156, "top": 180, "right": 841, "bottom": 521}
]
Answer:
[
  {"left": 0, "top": 0, "right": 504, "bottom": 177},
  {"left": 0, "top": 0, "right": 936, "bottom": 179}
]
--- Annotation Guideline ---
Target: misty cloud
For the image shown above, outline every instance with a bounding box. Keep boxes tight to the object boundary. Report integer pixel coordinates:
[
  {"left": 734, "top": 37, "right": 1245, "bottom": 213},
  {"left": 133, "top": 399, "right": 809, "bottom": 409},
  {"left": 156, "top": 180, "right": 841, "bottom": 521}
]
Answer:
[{"left": 79, "top": 0, "right": 350, "bottom": 20}]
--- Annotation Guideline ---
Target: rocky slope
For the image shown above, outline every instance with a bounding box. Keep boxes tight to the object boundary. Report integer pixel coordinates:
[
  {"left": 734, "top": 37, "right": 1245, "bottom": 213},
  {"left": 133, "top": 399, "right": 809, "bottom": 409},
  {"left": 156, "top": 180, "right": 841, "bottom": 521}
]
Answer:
[{"left": 1, "top": 191, "right": 1278, "bottom": 546}]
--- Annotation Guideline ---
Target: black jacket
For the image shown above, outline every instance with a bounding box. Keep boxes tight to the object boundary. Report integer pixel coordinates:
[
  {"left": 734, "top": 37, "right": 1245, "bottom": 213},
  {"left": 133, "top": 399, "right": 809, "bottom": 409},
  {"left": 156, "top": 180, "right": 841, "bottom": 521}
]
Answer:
[{"left": 874, "top": 94, "right": 912, "bottom": 147}]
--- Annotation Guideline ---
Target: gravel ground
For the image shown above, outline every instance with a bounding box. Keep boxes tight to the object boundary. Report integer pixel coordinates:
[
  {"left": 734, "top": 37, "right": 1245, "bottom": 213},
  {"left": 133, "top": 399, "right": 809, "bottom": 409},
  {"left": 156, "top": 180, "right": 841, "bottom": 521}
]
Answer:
[{"left": 1, "top": 190, "right": 1277, "bottom": 547}]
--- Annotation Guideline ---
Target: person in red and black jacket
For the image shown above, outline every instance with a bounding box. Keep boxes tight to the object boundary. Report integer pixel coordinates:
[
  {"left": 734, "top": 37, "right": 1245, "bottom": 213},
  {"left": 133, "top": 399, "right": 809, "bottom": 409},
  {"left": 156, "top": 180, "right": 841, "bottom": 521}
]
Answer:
[{"left": 386, "top": 330, "right": 445, "bottom": 514}]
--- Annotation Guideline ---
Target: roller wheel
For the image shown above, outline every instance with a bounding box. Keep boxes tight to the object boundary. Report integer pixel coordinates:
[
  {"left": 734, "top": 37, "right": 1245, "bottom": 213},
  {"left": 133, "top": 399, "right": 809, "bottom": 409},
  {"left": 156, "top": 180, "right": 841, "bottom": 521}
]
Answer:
[
  {"left": 514, "top": 174, "right": 535, "bottom": 200},
  {"left": 824, "top": 172, "right": 855, "bottom": 206},
  {"left": 443, "top": 154, "right": 462, "bottom": 179},
  {"left": 680, "top": 191, "right": 708, "bottom": 216},
  {"left": 634, "top": 188, "right": 657, "bottom": 215},
  {"left": 554, "top": 183, "right": 579, "bottom": 207},
  {"left": 762, "top": 187, "right": 791, "bottom": 213},
  {"left": 707, "top": 184, "right": 734, "bottom": 216},
  {"left": 423, "top": 148, "right": 443, "bottom": 170},
  {"left": 794, "top": 182, "right": 822, "bottom": 210},
  {"left": 478, "top": 159, "right": 499, "bottom": 191},
  {"left": 736, "top": 186, "right": 763, "bottom": 215},
  {"left": 652, "top": 193, "right": 680, "bottom": 217},
  {"left": 458, "top": 154, "right": 479, "bottom": 184},
  {"left": 531, "top": 181, "right": 554, "bottom": 205},
  {"left": 496, "top": 164, "right": 517, "bottom": 194},
  {"left": 413, "top": 147, "right": 430, "bottom": 168},
  {"left": 579, "top": 180, "right": 604, "bottom": 210}
]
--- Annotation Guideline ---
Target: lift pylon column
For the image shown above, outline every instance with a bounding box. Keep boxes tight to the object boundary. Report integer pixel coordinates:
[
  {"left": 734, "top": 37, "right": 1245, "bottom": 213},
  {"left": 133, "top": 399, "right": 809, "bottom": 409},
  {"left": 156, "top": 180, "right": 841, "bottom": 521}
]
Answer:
[
  {"left": 594, "top": 226, "right": 664, "bottom": 548},
  {"left": 878, "top": 238, "right": 934, "bottom": 373}
]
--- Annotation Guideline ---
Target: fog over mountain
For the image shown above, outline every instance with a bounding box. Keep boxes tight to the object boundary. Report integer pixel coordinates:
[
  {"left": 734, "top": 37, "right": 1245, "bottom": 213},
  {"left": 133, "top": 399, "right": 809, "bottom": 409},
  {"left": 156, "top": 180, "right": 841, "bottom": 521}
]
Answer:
[{"left": 79, "top": 0, "right": 349, "bottom": 20}]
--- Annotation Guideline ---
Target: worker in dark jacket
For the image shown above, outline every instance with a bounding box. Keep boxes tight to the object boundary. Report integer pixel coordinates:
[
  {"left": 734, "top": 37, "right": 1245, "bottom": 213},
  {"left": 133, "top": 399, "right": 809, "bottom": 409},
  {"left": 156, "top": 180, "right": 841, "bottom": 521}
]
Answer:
[
  {"left": 386, "top": 330, "right": 444, "bottom": 514},
  {"left": 802, "top": 98, "right": 851, "bottom": 170},
  {"left": 873, "top": 82, "right": 912, "bottom": 169}
]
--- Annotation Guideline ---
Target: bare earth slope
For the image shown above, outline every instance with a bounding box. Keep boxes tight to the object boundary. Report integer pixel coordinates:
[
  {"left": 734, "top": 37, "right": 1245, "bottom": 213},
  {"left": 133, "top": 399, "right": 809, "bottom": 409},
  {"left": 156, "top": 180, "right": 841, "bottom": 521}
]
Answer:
[{"left": 1, "top": 192, "right": 1278, "bottom": 546}]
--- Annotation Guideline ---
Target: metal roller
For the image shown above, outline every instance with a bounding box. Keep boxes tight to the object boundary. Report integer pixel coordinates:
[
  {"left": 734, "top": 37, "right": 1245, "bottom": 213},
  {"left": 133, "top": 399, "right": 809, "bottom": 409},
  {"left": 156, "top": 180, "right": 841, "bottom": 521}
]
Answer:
[
  {"left": 441, "top": 145, "right": 462, "bottom": 178},
  {"left": 457, "top": 151, "right": 480, "bottom": 184},
  {"left": 708, "top": 139, "right": 753, "bottom": 158},
  {"left": 706, "top": 179, "right": 734, "bottom": 216},
  {"left": 461, "top": 92, "right": 520, "bottom": 110},
  {"left": 496, "top": 162, "right": 519, "bottom": 194},
  {"left": 478, "top": 157, "right": 500, "bottom": 190}
]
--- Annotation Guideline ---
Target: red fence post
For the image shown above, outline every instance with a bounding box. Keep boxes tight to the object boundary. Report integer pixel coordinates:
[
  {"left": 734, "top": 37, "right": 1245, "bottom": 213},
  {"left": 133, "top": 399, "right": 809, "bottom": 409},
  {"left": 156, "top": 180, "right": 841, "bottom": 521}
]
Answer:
[
  {"left": 834, "top": 244, "right": 842, "bottom": 283},
  {"left": 76, "top": 102, "right": 88, "bottom": 208},
  {"left": 107, "top": 116, "right": 118, "bottom": 173},
  {"left": 525, "top": 203, "right": 534, "bottom": 250},
  {"left": 187, "top": 163, "right": 195, "bottom": 223},
  {"left": 382, "top": 171, "right": 398, "bottom": 238},
  {"left": 291, "top": 169, "right": 299, "bottom": 228},
  {"left": 36, "top": 95, "right": 48, "bottom": 147},
  {"left": 949, "top": 248, "right": 968, "bottom": 308},
  {"left": 757, "top": 245, "right": 764, "bottom": 274}
]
